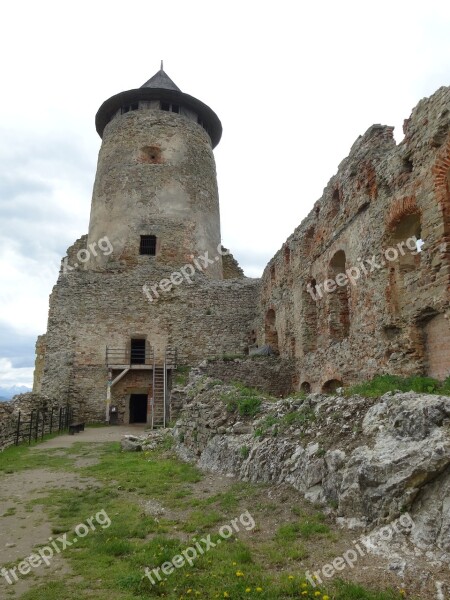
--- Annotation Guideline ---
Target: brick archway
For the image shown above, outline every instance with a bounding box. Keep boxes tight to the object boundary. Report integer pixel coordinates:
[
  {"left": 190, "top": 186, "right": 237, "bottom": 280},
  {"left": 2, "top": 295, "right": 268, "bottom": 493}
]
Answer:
[{"left": 433, "top": 137, "right": 450, "bottom": 249}]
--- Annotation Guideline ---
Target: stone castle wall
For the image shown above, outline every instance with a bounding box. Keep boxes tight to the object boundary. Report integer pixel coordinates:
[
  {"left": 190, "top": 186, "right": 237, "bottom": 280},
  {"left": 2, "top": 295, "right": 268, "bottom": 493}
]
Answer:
[
  {"left": 198, "top": 357, "right": 295, "bottom": 398},
  {"left": 31, "top": 85, "right": 450, "bottom": 422},
  {"left": 86, "top": 109, "right": 223, "bottom": 278},
  {"left": 255, "top": 86, "right": 450, "bottom": 392},
  {"left": 38, "top": 258, "right": 259, "bottom": 421}
]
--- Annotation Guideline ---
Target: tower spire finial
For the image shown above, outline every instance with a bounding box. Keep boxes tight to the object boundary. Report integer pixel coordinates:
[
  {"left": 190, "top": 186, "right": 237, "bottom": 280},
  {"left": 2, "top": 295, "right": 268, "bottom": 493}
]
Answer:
[{"left": 160, "top": 60, "right": 163, "bottom": 71}]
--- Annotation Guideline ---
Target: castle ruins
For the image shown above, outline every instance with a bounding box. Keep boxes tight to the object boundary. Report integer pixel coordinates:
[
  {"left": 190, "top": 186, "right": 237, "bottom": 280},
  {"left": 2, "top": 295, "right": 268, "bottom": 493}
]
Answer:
[{"left": 32, "top": 67, "right": 450, "bottom": 424}]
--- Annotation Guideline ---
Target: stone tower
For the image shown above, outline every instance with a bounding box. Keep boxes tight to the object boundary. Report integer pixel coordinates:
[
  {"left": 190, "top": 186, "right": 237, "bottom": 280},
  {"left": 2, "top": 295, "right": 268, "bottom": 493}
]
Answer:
[
  {"left": 33, "top": 66, "right": 258, "bottom": 426},
  {"left": 87, "top": 63, "right": 224, "bottom": 278}
]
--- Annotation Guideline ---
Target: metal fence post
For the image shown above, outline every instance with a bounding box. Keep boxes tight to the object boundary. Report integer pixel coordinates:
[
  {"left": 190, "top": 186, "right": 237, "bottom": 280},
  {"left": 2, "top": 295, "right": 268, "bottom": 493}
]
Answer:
[
  {"left": 15, "top": 411, "right": 21, "bottom": 446},
  {"left": 28, "top": 411, "right": 34, "bottom": 445}
]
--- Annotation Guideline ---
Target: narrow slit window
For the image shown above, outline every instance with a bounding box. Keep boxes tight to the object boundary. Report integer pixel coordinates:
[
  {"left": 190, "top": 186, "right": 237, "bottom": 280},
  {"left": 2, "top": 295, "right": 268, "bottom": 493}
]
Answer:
[
  {"left": 140, "top": 235, "right": 157, "bottom": 256},
  {"left": 172, "top": 104, "right": 179, "bottom": 113}
]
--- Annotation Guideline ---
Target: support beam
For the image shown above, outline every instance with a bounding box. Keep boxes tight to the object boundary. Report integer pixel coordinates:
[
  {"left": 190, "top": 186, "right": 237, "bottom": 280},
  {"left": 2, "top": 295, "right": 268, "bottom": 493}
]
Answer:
[{"left": 105, "top": 368, "right": 130, "bottom": 422}]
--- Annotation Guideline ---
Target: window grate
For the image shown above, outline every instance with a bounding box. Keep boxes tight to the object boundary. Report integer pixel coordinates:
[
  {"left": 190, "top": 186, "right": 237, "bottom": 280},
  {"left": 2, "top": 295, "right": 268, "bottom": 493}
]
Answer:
[{"left": 140, "top": 235, "right": 157, "bottom": 256}]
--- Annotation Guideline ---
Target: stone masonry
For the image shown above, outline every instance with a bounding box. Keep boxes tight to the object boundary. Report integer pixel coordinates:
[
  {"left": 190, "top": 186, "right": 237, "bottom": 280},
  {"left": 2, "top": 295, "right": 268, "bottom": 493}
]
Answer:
[
  {"left": 256, "top": 86, "right": 450, "bottom": 392},
  {"left": 31, "top": 73, "right": 450, "bottom": 423}
]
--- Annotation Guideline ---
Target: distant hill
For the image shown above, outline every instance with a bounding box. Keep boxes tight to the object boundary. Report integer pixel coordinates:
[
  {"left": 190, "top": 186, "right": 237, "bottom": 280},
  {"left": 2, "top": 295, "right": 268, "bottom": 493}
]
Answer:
[{"left": 0, "top": 386, "right": 32, "bottom": 400}]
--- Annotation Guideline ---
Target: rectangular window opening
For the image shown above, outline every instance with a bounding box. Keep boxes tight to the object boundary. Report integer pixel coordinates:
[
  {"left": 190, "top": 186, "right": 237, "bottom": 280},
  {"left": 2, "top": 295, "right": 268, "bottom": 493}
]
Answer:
[
  {"left": 140, "top": 235, "right": 157, "bottom": 256},
  {"left": 161, "top": 102, "right": 170, "bottom": 111},
  {"left": 172, "top": 104, "right": 179, "bottom": 114},
  {"left": 130, "top": 339, "right": 146, "bottom": 365}
]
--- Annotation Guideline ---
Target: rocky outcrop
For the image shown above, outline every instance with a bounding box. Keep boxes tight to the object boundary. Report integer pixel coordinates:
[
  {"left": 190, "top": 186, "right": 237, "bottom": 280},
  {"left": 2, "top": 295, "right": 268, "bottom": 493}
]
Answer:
[{"left": 173, "top": 373, "right": 450, "bottom": 558}]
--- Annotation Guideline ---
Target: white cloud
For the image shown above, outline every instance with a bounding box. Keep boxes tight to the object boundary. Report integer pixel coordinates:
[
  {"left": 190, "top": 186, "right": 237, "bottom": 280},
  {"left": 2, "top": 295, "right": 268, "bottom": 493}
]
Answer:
[{"left": 0, "top": 358, "right": 34, "bottom": 388}]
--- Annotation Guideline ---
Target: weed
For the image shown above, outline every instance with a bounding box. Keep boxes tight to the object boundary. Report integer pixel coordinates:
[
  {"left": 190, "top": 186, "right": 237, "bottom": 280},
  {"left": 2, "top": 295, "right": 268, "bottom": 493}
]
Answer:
[{"left": 240, "top": 445, "right": 250, "bottom": 459}]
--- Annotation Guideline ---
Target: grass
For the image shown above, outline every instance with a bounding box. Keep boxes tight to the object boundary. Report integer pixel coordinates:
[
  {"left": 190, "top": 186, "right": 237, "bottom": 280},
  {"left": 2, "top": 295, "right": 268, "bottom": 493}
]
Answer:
[
  {"left": 275, "top": 513, "right": 330, "bottom": 542},
  {"left": 346, "top": 374, "right": 450, "bottom": 398},
  {"left": 174, "top": 365, "right": 191, "bottom": 387},
  {"left": 240, "top": 445, "right": 250, "bottom": 459},
  {"left": 223, "top": 383, "right": 264, "bottom": 417},
  {"left": 0, "top": 436, "right": 415, "bottom": 600},
  {"left": 254, "top": 407, "right": 316, "bottom": 438}
]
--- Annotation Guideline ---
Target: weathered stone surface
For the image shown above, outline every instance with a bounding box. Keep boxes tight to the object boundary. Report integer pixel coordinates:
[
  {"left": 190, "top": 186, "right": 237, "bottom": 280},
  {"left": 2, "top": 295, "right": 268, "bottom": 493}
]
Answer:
[
  {"left": 120, "top": 435, "right": 143, "bottom": 452},
  {"left": 256, "top": 86, "right": 450, "bottom": 391},
  {"left": 198, "top": 356, "right": 295, "bottom": 398},
  {"left": 172, "top": 373, "right": 450, "bottom": 556},
  {"left": 30, "top": 80, "right": 449, "bottom": 426}
]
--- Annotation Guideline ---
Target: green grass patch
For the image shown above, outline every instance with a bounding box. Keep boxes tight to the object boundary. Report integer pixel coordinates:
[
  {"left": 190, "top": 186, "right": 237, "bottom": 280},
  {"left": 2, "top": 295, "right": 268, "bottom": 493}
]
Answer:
[
  {"left": 174, "top": 365, "right": 191, "bottom": 387},
  {"left": 276, "top": 513, "right": 330, "bottom": 542},
  {"left": 346, "top": 374, "right": 450, "bottom": 398},
  {"left": 223, "top": 383, "right": 264, "bottom": 417},
  {"left": 1, "top": 437, "right": 415, "bottom": 599}
]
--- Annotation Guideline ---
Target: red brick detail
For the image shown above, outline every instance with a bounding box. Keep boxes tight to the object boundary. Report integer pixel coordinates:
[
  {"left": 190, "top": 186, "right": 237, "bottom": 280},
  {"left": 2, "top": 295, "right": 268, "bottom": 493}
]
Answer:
[
  {"left": 356, "top": 161, "right": 378, "bottom": 200},
  {"left": 433, "top": 138, "right": 450, "bottom": 242},
  {"left": 386, "top": 196, "right": 420, "bottom": 230}
]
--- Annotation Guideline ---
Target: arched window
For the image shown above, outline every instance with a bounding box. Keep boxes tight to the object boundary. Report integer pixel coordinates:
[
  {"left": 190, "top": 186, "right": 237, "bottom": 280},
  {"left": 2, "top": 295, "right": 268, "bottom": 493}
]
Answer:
[
  {"left": 322, "top": 379, "right": 343, "bottom": 393},
  {"left": 265, "top": 309, "right": 279, "bottom": 353},
  {"left": 300, "top": 381, "right": 311, "bottom": 393},
  {"left": 302, "top": 278, "right": 318, "bottom": 353},
  {"left": 328, "top": 251, "right": 350, "bottom": 342}
]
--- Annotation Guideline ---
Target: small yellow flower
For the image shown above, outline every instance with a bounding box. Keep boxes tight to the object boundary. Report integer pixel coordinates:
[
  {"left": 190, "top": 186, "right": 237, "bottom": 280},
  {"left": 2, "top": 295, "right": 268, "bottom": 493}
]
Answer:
[
  {"left": 186, "top": 590, "right": 192, "bottom": 595},
  {"left": 315, "top": 593, "right": 321, "bottom": 597},
  {"left": 223, "top": 593, "right": 229, "bottom": 599},
  {"left": 301, "top": 583, "right": 308, "bottom": 588},
  {"left": 232, "top": 562, "right": 237, "bottom": 566},
  {"left": 288, "top": 575, "right": 294, "bottom": 580},
  {"left": 236, "top": 570, "right": 244, "bottom": 577},
  {"left": 245, "top": 588, "right": 251, "bottom": 593},
  {"left": 256, "top": 588, "right": 263, "bottom": 593},
  {"left": 323, "top": 596, "right": 330, "bottom": 600}
]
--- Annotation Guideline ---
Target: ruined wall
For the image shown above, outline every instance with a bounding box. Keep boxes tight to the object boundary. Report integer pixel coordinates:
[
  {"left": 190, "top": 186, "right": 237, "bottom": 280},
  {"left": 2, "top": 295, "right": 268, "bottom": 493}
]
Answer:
[
  {"left": 32, "top": 335, "right": 46, "bottom": 393},
  {"left": 256, "top": 86, "right": 450, "bottom": 391},
  {"left": 37, "top": 256, "right": 259, "bottom": 421},
  {"left": 32, "top": 85, "right": 450, "bottom": 421},
  {"left": 222, "top": 248, "right": 245, "bottom": 279},
  {"left": 198, "top": 357, "right": 295, "bottom": 398}
]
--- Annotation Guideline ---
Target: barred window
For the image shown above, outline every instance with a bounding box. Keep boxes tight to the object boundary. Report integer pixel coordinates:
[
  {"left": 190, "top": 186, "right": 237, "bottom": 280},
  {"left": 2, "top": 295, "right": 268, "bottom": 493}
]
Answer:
[{"left": 140, "top": 235, "right": 157, "bottom": 256}]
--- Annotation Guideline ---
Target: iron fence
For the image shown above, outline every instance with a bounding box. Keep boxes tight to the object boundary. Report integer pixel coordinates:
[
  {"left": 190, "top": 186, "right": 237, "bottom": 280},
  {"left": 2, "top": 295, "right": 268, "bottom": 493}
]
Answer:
[{"left": 5, "top": 405, "right": 74, "bottom": 447}]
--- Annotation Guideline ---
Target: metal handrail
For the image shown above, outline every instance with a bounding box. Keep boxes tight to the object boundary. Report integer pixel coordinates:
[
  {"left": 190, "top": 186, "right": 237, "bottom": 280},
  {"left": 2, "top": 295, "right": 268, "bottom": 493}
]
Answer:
[{"left": 106, "top": 346, "right": 155, "bottom": 366}]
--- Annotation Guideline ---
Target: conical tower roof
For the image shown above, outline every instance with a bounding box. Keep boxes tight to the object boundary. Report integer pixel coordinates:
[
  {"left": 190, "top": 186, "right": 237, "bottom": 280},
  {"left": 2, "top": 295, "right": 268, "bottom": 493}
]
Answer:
[
  {"left": 95, "top": 64, "right": 222, "bottom": 147},
  {"left": 141, "top": 63, "right": 181, "bottom": 92}
]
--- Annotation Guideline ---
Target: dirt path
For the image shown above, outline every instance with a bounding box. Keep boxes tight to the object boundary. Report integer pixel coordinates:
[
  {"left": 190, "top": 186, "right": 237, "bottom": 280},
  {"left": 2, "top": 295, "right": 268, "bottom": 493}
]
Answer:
[
  {"left": 0, "top": 426, "right": 145, "bottom": 598},
  {"left": 0, "top": 427, "right": 448, "bottom": 599},
  {"left": 29, "top": 424, "right": 147, "bottom": 449}
]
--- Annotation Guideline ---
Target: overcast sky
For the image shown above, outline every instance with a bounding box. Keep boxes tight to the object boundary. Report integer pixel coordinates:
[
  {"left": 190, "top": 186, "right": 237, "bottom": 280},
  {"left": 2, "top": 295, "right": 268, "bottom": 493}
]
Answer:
[{"left": 1, "top": 0, "right": 449, "bottom": 389}]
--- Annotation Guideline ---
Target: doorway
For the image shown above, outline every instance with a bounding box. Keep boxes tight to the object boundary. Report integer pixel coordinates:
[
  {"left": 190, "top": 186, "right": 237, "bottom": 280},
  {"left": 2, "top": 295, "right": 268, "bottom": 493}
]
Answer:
[
  {"left": 129, "top": 394, "right": 148, "bottom": 423},
  {"left": 131, "top": 339, "right": 146, "bottom": 364}
]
